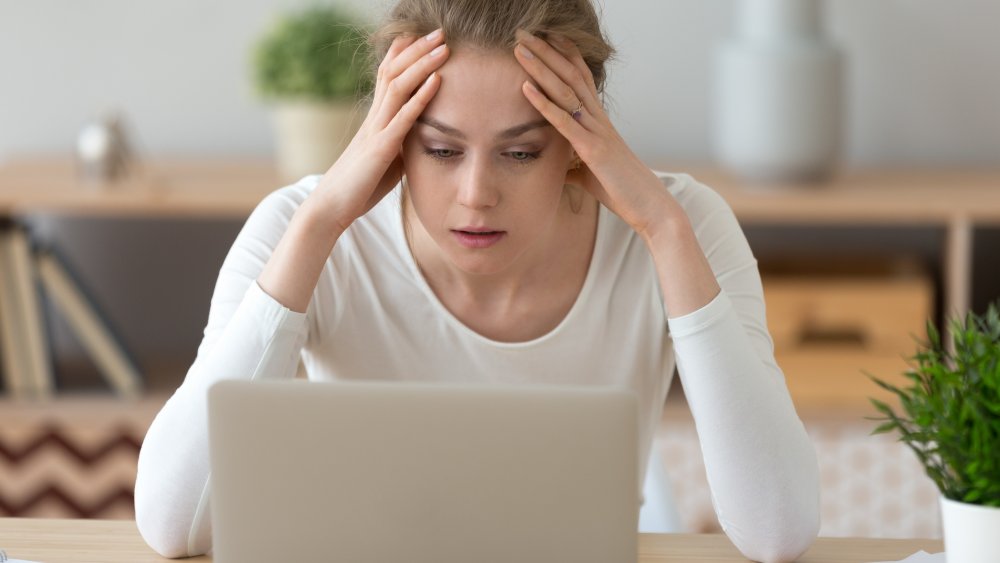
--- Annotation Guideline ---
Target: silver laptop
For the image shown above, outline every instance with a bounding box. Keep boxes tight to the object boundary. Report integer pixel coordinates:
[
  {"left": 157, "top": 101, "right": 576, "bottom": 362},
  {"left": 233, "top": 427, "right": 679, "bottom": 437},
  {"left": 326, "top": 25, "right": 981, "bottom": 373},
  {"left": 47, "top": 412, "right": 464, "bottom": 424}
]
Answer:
[{"left": 208, "top": 379, "right": 639, "bottom": 563}]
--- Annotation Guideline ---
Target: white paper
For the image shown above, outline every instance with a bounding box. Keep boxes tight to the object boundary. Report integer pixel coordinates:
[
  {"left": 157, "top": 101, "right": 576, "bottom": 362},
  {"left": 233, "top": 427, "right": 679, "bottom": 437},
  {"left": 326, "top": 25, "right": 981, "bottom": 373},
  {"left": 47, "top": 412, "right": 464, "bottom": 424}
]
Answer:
[
  {"left": 869, "top": 550, "right": 946, "bottom": 563},
  {"left": 1, "top": 553, "right": 42, "bottom": 563}
]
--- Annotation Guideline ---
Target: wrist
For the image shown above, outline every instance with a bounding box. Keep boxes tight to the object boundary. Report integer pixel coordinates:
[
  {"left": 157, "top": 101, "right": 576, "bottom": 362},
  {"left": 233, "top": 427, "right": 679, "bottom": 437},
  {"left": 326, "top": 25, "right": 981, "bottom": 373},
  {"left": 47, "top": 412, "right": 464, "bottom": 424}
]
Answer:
[
  {"left": 298, "top": 195, "right": 349, "bottom": 241},
  {"left": 636, "top": 200, "right": 692, "bottom": 247}
]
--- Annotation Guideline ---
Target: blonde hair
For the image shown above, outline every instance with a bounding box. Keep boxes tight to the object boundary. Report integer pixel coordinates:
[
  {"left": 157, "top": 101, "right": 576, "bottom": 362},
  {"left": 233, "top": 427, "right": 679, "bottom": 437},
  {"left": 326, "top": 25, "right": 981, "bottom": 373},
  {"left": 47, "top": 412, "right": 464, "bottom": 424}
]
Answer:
[{"left": 369, "top": 0, "right": 615, "bottom": 98}]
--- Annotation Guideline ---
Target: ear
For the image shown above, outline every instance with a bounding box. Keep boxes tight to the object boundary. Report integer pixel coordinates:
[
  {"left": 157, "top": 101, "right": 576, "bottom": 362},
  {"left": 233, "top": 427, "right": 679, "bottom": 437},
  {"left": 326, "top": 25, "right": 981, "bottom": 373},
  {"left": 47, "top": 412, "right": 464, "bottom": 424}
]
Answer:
[{"left": 567, "top": 153, "right": 582, "bottom": 171}]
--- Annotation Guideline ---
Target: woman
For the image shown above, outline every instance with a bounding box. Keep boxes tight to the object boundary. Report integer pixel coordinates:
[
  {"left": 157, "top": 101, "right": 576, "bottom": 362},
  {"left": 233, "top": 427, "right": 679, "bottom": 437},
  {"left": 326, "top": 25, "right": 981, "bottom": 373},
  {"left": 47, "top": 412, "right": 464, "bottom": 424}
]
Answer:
[{"left": 135, "top": 0, "right": 820, "bottom": 560}]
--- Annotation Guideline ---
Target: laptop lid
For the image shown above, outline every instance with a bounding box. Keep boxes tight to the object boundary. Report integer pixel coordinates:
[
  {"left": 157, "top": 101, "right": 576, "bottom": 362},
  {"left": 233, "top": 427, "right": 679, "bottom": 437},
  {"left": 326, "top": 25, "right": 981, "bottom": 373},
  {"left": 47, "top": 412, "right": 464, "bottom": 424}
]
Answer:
[{"left": 208, "top": 379, "right": 639, "bottom": 563}]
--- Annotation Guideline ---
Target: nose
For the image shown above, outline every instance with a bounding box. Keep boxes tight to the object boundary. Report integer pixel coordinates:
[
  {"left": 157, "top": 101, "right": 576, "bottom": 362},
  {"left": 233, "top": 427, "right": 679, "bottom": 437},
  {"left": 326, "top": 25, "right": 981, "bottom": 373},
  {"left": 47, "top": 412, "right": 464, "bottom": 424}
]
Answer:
[{"left": 455, "top": 155, "right": 500, "bottom": 209}]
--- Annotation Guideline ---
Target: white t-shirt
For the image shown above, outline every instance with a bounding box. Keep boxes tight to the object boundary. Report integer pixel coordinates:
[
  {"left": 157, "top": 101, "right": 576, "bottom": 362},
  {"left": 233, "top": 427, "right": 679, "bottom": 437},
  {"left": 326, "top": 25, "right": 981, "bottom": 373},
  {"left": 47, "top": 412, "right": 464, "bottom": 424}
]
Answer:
[{"left": 135, "top": 171, "right": 820, "bottom": 562}]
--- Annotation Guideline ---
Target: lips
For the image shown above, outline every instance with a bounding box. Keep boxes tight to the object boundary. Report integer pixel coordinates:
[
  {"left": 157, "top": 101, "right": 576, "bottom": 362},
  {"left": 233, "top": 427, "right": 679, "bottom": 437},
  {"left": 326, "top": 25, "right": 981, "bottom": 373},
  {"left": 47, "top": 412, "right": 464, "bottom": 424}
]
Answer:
[{"left": 451, "top": 228, "right": 506, "bottom": 249}]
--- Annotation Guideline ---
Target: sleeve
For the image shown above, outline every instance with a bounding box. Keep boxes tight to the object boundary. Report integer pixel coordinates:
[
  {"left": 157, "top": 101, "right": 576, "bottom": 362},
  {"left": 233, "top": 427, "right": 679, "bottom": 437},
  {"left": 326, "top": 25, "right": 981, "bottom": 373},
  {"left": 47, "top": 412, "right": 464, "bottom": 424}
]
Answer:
[
  {"left": 134, "top": 182, "right": 316, "bottom": 558},
  {"left": 665, "top": 178, "right": 821, "bottom": 563}
]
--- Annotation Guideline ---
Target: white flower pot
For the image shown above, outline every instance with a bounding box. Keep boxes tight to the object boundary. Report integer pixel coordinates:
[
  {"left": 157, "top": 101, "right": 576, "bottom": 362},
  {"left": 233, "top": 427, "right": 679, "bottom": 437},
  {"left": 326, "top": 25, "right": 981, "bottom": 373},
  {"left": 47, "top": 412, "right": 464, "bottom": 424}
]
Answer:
[
  {"left": 940, "top": 495, "right": 1000, "bottom": 562},
  {"left": 713, "top": 0, "right": 842, "bottom": 183},
  {"left": 271, "top": 99, "right": 365, "bottom": 183}
]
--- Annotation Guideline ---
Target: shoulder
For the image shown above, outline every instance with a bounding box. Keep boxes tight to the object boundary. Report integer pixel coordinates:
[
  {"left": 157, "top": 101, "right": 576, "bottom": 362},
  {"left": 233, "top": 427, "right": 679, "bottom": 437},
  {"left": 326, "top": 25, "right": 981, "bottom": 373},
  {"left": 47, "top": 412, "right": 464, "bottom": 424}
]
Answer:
[
  {"left": 652, "top": 170, "right": 736, "bottom": 226},
  {"left": 242, "top": 175, "right": 403, "bottom": 245},
  {"left": 647, "top": 169, "right": 755, "bottom": 273},
  {"left": 598, "top": 170, "right": 740, "bottom": 248},
  {"left": 239, "top": 174, "right": 321, "bottom": 240}
]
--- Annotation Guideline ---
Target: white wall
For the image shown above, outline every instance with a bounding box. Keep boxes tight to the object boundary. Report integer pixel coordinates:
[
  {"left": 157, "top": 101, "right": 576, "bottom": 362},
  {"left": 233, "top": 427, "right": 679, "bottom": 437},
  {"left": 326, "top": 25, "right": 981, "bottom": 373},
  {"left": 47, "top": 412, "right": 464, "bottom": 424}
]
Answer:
[
  {"left": 1, "top": 0, "right": 998, "bottom": 381},
  {"left": 4, "top": 0, "right": 998, "bottom": 164}
]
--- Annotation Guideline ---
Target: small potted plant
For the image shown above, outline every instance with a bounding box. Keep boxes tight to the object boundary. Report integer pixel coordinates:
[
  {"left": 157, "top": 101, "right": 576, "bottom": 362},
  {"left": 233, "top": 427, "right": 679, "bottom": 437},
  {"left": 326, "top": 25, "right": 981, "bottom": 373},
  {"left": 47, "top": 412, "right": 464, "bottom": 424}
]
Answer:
[
  {"left": 869, "top": 304, "right": 1000, "bottom": 562},
  {"left": 252, "top": 5, "right": 373, "bottom": 182}
]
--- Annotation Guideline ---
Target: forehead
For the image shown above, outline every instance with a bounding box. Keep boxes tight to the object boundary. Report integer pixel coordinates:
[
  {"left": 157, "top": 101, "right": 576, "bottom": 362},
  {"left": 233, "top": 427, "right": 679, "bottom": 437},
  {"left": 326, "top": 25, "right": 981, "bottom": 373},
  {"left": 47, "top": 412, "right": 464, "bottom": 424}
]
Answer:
[{"left": 420, "top": 48, "right": 542, "bottom": 137}]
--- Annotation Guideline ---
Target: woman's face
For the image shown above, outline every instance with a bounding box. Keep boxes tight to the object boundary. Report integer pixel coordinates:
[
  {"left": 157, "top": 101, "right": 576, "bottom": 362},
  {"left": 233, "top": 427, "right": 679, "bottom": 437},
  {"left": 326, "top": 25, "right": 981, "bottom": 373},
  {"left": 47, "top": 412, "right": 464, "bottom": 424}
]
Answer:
[{"left": 401, "top": 47, "right": 575, "bottom": 276}]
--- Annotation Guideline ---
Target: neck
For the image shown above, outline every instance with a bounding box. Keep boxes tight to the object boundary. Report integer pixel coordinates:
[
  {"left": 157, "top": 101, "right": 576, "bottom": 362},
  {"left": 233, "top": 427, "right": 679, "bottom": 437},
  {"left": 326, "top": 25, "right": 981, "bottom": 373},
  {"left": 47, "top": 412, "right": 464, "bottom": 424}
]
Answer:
[{"left": 403, "top": 194, "right": 598, "bottom": 307}]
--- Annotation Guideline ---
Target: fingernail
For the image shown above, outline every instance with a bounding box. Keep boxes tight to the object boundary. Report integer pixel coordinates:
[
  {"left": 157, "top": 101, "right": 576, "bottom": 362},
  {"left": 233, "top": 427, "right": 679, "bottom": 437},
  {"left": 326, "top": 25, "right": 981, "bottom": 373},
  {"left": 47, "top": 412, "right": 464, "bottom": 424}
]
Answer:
[
  {"left": 425, "top": 28, "right": 442, "bottom": 42},
  {"left": 525, "top": 81, "right": 539, "bottom": 93},
  {"left": 423, "top": 72, "right": 437, "bottom": 87},
  {"left": 517, "top": 44, "right": 534, "bottom": 59},
  {"left": 430, "top": 44, "right": 446, "bottom": 57}
]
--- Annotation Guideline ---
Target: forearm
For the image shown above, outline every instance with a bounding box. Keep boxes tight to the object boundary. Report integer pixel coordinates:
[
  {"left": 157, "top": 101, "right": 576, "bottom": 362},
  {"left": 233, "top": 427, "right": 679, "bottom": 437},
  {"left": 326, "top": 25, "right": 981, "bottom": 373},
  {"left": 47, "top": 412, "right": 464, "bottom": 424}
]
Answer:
[
  {"left": 671, "top": 295, "right": 820, "bottom": 562},
  {"left": 640, "top": 204, "right": 721, "bottom": 319},
  {"left": 643, "top": 194, "right": 819, "bottom": 561},
  {"left": 258, "top": 196, "right": 344, "bottom": 313},
  {"left": 136, "top": 282, "right": 308, "bottom": 557}
]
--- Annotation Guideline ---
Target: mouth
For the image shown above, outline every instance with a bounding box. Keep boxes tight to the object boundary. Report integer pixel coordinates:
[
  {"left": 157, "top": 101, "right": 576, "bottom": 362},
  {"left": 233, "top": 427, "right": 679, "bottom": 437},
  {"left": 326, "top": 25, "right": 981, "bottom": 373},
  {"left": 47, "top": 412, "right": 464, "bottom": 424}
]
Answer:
[{"left": 450, "top": 228, "right": 507, "bottom": 249}]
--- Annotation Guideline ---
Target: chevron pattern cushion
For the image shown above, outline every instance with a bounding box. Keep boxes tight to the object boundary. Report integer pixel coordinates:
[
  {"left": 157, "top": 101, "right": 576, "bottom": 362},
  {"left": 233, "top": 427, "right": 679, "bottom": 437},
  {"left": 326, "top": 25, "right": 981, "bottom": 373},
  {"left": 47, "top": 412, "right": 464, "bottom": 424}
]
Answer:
[{"left": 0, "top": 395, "right": 165, "bottom": 519}]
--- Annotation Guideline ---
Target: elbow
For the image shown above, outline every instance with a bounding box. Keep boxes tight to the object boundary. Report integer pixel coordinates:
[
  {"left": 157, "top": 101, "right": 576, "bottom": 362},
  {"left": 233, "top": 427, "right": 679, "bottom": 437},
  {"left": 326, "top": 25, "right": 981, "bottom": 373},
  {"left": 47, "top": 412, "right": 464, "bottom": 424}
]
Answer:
[
  {"left": 735, "top": 521, "right": 818, "bottom": 563},
  {"left": 135, "top": 485, "right": 197, "bottom": 559},
  {"left": 726, "top": 486, "right": 821, "bottom": 563},
  {"left": 135, "top": 492, "right": 193, "bottom": 558},
  {"left": 134, "top": 453, "right": 212, "bottom": 558}
]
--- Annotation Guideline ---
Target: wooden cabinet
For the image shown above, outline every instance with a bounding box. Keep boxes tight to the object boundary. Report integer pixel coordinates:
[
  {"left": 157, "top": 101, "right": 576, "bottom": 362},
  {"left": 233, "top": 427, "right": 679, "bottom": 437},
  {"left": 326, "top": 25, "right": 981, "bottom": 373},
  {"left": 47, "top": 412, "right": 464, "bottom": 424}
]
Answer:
[
  {"left": 655, "top": 164, "right": 1000, "bottom": 410},
  {"left": 763, "top": 273, "right": 932, "bottom": 408}
]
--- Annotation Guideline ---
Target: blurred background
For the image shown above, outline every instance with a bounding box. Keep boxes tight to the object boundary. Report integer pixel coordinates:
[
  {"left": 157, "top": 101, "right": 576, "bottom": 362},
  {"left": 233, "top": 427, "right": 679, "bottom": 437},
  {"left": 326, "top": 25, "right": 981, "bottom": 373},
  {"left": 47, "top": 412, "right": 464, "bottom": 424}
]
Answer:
[{"left": 0, "top": 0, "right": 998, "bottom": 542}]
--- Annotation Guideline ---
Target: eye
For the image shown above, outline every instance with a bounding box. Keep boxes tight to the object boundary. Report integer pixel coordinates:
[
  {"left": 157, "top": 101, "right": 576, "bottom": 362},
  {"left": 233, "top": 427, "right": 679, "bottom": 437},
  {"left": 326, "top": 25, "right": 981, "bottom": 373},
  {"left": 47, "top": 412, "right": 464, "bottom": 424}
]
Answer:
[
  {"left": 424, "top": 148, "right": 459, "bottom": 160},
  {"left": 507, "top": 150, "right": 542, "bottom": 164}
]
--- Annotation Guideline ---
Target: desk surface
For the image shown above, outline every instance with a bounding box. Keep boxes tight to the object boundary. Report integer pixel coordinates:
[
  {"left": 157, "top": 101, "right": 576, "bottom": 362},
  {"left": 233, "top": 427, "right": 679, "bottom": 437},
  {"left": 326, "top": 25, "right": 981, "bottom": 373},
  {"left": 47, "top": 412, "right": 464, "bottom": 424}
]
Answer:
[
  {"left": 0, "top": 518, "right": 944, "bottom": 563},
  {"left": 3, "top": 155, "right": 1000, "bottom": 223},
  {"left": 0, "top": 157, "right": 279, "bottom": 218}
]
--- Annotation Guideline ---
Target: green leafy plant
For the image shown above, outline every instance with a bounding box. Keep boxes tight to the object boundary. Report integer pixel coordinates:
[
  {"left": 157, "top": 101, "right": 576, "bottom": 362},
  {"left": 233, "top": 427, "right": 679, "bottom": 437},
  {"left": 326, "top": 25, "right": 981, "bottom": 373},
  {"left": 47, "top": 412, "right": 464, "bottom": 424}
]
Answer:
[
  {"left": 253, "top": 5, "right": 374, "bottom": 101},
  {"left": 869, "top": 303, "right": 1000, "bottom": 507}
]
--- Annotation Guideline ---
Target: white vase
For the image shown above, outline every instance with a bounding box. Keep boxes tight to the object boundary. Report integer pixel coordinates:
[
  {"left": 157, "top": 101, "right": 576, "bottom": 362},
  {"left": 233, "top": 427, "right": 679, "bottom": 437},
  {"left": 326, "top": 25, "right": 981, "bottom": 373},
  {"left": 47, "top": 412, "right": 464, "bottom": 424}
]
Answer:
[
  {"left": 713, "top": 0, "right": 842, "bottom": 183},
  {"left": 940, "top": 496, "right": 1000, "bottom": 562},
  {"left": 272, "top": 99, "right": 365, "bottom": 183}
]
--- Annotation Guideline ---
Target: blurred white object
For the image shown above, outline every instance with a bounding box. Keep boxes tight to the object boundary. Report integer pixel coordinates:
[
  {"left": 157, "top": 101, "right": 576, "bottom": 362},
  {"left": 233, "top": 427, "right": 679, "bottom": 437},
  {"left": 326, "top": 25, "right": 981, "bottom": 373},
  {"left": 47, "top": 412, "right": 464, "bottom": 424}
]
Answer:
[
  {"left": 713, "top": 0, "right": 842, "bottom": 182},
  {"left": 76, "top": 112, "right": 135, "bottom": 183},
  {"left": 272, "top": 100, "right": 364, "bottom": 183},
  {"left": 940, "top": 496, "right": 1000, "bottom": 563},
  {"left": 639, "top": 452, "right": 683, "bottom": 533},
  {"left": 869, "top": 550, "right": 945, "bottom": 562}
]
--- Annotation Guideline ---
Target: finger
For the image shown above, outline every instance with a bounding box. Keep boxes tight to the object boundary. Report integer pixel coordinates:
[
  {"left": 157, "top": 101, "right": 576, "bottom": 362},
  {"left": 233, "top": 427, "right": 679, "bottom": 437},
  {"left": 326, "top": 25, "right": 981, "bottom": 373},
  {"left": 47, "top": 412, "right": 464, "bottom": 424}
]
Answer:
[
  {"left": 373, "top": 30, "right": 443, "bottom": 113},
  {"left": 372, "top": 35, "right": 418, "bottom": 115},
  {"left": 521, "top": 80, "right": 592, "bottom": 146},
  {"left": 516, "top": 44, "right": 581, "bottom": 115},
  {"left": 386, "top": 28, "right": 444, "bottom": 84},
  {"left": 547, "top": 34, "right": 599, "bottom": 96},
  {"left": 383, "top": 71, "right": 441, "bottom": 141},
  {"left": 515, "top": 30, "right": 600, "bottom": 116},
  {"left": 375, "top": 43, "right": 449, "bottom": 130}
]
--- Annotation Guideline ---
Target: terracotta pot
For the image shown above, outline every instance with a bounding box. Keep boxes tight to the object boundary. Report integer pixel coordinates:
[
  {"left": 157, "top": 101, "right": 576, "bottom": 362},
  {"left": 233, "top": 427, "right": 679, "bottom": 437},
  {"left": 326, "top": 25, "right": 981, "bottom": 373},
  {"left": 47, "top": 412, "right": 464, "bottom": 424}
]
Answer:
[{"left": 271, "top": 99, "right": 365, "bottom": 183}]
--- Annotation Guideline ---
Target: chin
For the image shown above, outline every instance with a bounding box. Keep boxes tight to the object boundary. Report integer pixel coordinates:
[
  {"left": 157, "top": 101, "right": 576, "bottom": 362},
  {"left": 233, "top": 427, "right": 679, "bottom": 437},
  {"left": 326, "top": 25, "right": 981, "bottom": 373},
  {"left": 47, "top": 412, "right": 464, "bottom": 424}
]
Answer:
[{"left": 446, "top": 252, "right": 512, "bottom": 276}]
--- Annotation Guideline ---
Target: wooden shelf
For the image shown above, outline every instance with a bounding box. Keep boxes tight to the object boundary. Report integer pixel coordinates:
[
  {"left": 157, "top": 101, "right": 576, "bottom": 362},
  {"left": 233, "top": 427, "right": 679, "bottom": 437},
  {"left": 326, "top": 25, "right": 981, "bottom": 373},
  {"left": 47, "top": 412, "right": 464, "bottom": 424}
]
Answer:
[{"left": 653, "top": 163, "right": 1000, "bottom": 409}]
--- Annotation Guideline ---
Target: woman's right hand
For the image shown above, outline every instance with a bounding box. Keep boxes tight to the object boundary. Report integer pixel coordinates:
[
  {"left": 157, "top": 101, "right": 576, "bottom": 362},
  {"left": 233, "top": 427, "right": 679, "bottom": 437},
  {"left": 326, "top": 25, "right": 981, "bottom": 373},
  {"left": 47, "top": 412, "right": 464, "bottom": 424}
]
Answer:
[{"left": 311, "top": 29, "right": 450, "bottom": 233}]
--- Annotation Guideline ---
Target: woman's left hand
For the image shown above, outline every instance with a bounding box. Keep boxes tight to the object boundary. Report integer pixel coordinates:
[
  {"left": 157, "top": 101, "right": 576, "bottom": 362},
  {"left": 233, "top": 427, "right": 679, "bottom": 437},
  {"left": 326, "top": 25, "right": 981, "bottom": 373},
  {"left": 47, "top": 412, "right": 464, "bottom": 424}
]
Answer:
[{"left": 514, "top": 29, "right": 677, "bottom": 239}]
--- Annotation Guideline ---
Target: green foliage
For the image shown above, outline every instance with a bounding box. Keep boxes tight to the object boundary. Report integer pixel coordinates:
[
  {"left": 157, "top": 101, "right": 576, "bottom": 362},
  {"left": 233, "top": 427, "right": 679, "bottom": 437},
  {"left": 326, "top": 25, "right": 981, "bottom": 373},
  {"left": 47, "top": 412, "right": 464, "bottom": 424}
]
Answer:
[
  {"left": 869, "top": 303, "right": 1000, "bottom": 507},
  {"left": 253, "top": 5, "right": 373, "bottom": 101}
]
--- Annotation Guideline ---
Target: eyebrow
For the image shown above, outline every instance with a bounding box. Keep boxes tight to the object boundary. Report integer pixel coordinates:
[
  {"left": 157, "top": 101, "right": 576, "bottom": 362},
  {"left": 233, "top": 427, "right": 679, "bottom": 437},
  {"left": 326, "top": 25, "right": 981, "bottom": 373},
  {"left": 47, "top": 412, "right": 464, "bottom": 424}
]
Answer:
[{"left": 416, "top": 116, "right": 552, "bottom": 141}]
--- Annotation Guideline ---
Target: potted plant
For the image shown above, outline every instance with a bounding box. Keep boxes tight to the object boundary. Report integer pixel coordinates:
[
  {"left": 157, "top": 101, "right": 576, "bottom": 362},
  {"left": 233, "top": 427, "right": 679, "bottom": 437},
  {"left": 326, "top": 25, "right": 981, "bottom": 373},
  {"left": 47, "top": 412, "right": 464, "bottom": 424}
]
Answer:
[
  {"left": 869, "top": 304, "right": 1000, "bottom": 562},
  {"left": 253, "top": 5, "right": 373, "bottom": 182}
]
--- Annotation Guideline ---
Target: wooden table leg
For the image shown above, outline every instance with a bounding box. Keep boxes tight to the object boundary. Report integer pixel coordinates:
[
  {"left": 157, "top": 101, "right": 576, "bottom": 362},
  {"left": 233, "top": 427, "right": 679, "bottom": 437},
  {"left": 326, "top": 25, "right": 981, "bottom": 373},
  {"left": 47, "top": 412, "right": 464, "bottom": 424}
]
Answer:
[
  {"left": 944, "top": 216, "right": 973, "bottom": 351},
  {"left": 0, "top": 221, "right": 53, "bottom": 398}
]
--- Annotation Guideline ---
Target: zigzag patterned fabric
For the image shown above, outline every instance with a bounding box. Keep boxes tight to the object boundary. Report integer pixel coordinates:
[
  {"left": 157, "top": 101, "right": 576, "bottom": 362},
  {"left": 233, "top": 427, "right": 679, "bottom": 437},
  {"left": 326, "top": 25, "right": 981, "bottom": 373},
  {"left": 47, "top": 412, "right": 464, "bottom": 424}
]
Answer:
[{"left": 0, "top": 396, "right": 163, "bottom": 519}]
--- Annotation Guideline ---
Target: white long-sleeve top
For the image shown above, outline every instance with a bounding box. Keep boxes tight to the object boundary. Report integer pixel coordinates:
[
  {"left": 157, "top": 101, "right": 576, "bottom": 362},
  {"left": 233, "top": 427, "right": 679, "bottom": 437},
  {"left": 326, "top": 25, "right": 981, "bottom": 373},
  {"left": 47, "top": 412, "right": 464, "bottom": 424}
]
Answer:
[{"left": 135, "top": 171, "right": 820, "bottom": 562}]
